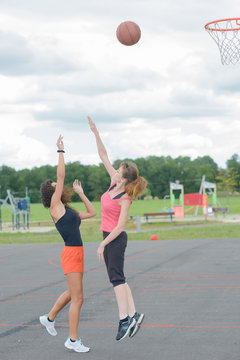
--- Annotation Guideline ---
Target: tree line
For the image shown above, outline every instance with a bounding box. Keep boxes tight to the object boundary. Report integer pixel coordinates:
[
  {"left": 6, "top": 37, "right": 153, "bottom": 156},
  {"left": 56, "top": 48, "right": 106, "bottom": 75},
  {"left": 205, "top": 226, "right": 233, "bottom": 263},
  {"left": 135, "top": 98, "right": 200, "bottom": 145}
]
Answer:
[{"left": 0, "top": 154, "right": 239, "bottom": 203}]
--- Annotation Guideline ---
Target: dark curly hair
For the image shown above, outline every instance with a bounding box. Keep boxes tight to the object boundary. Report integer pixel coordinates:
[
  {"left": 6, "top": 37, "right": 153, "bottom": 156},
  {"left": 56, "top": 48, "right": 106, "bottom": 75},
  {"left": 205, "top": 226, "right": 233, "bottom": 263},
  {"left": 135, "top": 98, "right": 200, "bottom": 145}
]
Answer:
[{"left": 40, "top": 179, "right": 75, "bottom": 208}]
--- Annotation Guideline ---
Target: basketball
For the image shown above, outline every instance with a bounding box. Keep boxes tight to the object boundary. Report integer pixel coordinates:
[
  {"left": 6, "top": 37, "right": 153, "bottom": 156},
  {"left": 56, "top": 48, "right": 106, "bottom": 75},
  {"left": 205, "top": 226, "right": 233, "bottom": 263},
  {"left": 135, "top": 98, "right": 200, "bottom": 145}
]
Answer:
[{"left": 116, "top": 21, "right": 141, "bottom": 46}]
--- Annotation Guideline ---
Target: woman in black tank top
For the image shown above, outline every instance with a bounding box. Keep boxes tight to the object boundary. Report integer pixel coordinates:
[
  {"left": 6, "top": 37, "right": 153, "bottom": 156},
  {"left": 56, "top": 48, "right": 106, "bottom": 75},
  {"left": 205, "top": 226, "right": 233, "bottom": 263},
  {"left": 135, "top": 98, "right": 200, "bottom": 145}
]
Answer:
[{"left": 39, "top": 135, "right": 96, "bottom": 353}]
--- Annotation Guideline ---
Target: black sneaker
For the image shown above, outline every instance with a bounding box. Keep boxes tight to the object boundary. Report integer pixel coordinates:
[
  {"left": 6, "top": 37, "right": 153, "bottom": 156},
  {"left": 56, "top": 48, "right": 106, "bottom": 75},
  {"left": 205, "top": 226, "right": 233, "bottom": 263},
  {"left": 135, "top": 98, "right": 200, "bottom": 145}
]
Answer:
[
  {"left": 116, "top": 316, "right": 136, "bottom": 341},
  {"left": 129, "top": 312, "right": 145, "bottom": 338}
]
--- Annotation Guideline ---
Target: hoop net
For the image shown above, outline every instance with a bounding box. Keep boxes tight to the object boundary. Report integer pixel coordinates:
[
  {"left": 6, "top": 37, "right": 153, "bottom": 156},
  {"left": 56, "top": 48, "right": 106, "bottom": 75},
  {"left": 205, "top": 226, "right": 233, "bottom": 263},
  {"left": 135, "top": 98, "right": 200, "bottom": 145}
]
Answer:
[{"left": 205, "top": 18, "right": 240, "bottom": 65}]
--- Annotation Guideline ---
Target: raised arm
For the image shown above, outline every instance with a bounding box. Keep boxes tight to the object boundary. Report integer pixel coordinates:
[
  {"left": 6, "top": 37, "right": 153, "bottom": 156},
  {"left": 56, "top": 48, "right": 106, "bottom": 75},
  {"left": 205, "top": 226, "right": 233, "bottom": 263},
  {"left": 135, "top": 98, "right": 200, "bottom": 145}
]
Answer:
[
  {"left": 50, "top": 135, "right": 65, "bottom": 208},
  {"left": 73, "top": 179, "right": 97, "bottom": 219},
  {"left": 88, "top": 116, "right": 117, "bottom": 179}
]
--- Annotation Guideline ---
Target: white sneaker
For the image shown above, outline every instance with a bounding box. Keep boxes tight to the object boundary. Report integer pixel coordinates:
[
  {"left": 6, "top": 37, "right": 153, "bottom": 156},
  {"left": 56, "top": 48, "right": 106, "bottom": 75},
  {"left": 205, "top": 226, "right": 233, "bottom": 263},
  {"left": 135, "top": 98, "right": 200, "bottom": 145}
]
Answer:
[
  {"left": 64, "top": 337, "right": 90, "bottom": 353},
  {"left": 39, "top": 314, "right": 57, "bottom": 336}
]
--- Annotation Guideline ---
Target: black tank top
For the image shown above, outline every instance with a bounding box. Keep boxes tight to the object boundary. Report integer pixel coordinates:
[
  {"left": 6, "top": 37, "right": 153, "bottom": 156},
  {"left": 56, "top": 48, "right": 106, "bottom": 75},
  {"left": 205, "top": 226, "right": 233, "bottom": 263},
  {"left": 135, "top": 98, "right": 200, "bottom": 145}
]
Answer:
[
  {"left": 109, "top": 183, "right": 126, "bottom": 199},
  {"left": 55, "top": 207, "right": 83, "bottom": 247}
]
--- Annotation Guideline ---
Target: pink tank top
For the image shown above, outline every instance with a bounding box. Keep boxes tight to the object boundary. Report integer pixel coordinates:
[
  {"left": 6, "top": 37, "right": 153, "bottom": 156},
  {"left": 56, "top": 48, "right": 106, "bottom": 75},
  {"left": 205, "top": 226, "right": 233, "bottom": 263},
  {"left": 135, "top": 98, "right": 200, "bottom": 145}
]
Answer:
[{"left": 100, "top": 183, "right": 132, "bottom": 232}]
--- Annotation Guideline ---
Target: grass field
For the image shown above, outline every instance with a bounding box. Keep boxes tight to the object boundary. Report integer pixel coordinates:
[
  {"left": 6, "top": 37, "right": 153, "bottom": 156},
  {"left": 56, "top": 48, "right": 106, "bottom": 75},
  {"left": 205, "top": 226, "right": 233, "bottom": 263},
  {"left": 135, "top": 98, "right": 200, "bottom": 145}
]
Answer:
[
  {"left": 0, "top": 197, "right": 239, "bottom": 244},
  {"left": 1, "top": 196, "right": 239, "bottom": 223},
  {"left": 0, "top": 222, "right": 239, "bottom": 244}
]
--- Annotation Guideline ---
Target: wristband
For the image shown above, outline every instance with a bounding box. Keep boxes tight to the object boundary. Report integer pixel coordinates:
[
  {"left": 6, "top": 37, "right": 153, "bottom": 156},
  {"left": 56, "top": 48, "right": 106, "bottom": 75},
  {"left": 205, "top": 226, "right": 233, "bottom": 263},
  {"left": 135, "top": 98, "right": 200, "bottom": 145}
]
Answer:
[{"left": 57, "top": 150, "right": 65, "bottom": 153}]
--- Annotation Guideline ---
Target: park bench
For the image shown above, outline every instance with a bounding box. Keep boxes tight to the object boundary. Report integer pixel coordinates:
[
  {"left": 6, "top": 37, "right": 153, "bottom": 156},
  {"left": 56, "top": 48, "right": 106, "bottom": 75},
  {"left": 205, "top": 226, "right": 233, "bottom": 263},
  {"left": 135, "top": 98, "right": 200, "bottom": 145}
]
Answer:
[
  {"left": 212, "top": 207, "right": 229, "bottom": 216},
  {"left": 143, "top": 211, "right": 175, "bottom": 224}
]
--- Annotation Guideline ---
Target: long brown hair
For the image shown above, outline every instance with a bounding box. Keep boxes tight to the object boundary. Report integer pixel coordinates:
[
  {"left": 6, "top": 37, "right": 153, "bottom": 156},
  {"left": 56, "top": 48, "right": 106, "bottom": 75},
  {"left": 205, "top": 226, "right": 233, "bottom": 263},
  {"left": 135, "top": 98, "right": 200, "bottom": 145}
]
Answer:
[
  {"left": 40, "top": 179, "right": 75, "bottom": 208},
  {"left": 120, "top": 162, "right": 147, "bottom": 199}
]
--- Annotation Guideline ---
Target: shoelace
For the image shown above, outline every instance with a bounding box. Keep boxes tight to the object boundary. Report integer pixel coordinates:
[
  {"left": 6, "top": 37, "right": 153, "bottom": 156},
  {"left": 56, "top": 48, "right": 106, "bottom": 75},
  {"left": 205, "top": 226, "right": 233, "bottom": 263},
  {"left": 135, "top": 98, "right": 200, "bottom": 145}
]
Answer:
[{"left": 77, "top": 338, "right": 83, "bottom": 345}]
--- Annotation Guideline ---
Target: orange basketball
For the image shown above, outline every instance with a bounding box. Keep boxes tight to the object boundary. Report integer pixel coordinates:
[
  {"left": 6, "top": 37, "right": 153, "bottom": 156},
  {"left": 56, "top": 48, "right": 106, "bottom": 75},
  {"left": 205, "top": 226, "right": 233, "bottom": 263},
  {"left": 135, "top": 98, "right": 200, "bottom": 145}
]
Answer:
[{"left": 116, "top": 21, "right": 141, "bottom": 46}]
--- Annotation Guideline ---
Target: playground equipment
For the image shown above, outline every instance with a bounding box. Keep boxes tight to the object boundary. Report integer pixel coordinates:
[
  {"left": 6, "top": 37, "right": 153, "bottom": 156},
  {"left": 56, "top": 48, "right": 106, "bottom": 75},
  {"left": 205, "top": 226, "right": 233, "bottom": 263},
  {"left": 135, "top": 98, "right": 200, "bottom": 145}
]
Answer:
[
  {"left": 184, "top": 193, "right": 208, "bottom": 216},
  {"left": 170, "top": 181, "right": 184, "bottom": 217},
  {"left": 183, "top": 176, "right": 219, "bottom": 216},
  {"left": 162, "top": 176, "right": 221, "bottom": 219},
  {"left": 203, "top": 180, "right": 218, "bottom": 206},
  {"left": 167, "top": 176, "right": 220, "bottom": 217},
  {"left": 170, "top": 181, "right": 184, "bottom": 207},
  {"left": 0, "top": 188, "right": 30, "bottom": 230},
  {"left": 163, "top": 194, "right": 170, "bottom": 211}
]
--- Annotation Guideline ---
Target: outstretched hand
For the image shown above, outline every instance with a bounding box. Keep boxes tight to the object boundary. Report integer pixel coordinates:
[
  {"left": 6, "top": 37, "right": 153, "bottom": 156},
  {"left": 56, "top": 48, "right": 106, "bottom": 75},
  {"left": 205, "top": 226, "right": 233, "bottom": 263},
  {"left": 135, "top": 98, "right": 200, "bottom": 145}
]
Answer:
[
  {"left": 73, "top": 179, "right": 84, "bottom": 195},
  {"left": 88, "top": 116, "right": 98, "bottom": 134},
  {"left": 56, "top": 135, "right": 64, "bottom": 150}
]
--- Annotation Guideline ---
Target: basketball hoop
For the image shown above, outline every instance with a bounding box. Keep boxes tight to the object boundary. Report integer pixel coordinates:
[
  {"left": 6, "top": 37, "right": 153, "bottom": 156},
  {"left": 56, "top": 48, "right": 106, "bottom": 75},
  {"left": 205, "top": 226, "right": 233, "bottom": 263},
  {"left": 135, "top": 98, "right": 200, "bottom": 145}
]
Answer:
[{"left": 205, "top": 18, "right": 240, "bottom": 65}]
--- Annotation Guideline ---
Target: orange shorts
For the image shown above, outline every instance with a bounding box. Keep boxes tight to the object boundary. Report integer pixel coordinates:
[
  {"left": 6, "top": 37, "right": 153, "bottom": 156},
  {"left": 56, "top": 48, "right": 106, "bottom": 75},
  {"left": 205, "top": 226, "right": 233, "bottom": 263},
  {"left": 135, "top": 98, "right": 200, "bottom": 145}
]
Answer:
[{"left": 61, "top": 246, "right": 84, "bottom": 275}]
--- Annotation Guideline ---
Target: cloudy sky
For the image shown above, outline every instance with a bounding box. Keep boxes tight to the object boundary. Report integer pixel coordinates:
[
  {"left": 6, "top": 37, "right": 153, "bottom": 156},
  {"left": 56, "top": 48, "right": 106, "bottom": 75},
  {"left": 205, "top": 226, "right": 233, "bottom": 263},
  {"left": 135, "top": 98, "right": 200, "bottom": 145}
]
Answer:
[{"left": 0, "top": 0, "right": 239, "bottom": 170}]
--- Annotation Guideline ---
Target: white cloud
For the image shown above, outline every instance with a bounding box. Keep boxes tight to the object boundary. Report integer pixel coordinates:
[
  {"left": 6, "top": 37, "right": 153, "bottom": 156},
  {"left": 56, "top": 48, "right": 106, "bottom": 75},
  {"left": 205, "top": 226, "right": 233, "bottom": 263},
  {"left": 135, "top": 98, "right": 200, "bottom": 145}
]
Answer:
[{"left": 0, "top": 0, "right": 239, "bottom": 170}]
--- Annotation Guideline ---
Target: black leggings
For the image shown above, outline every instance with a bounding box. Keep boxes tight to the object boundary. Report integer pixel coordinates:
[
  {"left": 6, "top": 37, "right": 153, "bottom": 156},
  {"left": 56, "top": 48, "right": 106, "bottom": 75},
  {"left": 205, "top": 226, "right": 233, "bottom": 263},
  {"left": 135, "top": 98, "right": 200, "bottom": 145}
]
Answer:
[{"left": 103, "top": 231, "right": 127, "bottom": 287}]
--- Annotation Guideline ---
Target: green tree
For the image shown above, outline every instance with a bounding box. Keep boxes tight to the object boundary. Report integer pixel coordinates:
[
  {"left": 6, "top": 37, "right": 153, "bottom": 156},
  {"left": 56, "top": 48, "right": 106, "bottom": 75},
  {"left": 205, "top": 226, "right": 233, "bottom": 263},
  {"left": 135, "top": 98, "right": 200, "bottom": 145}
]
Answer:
[
  {"left": 226, "top": 154, "right": 240, "bottom": 191},
  {"left": 216, "top": 168, "right": 239, "bottom": 206}
]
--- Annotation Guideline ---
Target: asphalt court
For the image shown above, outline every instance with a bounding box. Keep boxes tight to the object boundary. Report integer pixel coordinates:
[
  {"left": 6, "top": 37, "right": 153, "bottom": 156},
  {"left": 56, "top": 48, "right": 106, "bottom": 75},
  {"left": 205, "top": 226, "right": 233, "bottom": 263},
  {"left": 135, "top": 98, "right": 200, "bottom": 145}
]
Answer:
[{"left": 1, "top": 237, "right": 240, "bottom": 360}]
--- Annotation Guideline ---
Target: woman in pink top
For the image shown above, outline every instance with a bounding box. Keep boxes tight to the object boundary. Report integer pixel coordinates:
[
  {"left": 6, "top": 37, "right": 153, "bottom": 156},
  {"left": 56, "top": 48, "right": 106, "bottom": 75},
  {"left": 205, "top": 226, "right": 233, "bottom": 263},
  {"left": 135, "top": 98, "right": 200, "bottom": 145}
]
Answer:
[{"left": 88, "top": 117, "right": 147, "bottom": 341}]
